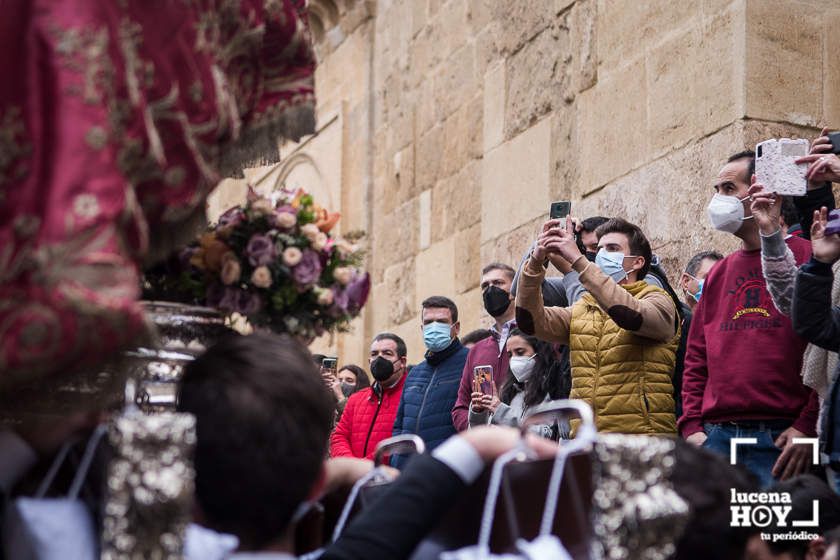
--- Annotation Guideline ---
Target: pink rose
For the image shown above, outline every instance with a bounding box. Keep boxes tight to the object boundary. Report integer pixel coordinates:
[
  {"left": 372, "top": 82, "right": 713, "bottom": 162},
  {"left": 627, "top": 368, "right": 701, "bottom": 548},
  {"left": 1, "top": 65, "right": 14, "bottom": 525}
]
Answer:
[
  {"left": 333, "top": 266, "right": 353, "bottom": 286},
  {"left": 251, "top": 198, "right": 274, "bottom": 217},
  {"left": 283, "top": 247, "right": 303, "bottom": 267},
  {"left": 275, "top": 210, "right": 297, "bottom": 229},
  {"left": 300, "top": 223, "right": 320, "bottom": 241},
  {"left": 312, "top": 232, "right": 328, "bottom": 251},
  {"left": 251, "top": 266, "right": 273, "bottom": 288},
  {"left": 315, "top": 287, "right": 334, "bottom": 306}
]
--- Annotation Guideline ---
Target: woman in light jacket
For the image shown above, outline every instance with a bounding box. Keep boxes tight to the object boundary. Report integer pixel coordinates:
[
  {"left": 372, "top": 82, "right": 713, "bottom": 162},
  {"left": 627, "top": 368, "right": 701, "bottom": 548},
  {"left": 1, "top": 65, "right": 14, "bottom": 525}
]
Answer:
[{"left": 468, "top": 328, "right": 570, "bottom": 439}]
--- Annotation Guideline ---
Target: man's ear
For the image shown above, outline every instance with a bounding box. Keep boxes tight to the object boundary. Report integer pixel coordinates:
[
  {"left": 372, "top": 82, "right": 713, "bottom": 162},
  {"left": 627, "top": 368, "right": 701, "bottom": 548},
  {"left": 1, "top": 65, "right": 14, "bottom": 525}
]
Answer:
[
  {"left": 679, "top": 272, "right": 691, "bottom": 291},
  {"left": 307, "top": 462, "right": 327, "bottom": 502},
  {"left": 630, "top": 256, "right": 645, "bottom": 275},
  {"left": 452, "top": 321, "right": 461, "bottom": 338}
]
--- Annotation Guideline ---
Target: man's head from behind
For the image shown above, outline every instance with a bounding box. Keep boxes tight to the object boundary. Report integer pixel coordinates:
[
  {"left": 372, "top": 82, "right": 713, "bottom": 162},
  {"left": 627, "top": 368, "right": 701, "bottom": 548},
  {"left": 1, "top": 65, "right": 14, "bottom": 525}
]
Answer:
[
  {"left": 178, "top": 332, "right": 333, "bottom": 551},
  {"left": 594, "top": 218, "right": 653, "bottom": 282}
]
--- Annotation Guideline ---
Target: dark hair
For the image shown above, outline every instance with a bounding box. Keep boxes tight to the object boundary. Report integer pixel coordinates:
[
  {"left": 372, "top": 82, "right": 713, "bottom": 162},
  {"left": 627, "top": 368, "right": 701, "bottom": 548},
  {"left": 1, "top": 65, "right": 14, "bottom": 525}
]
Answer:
[
  {"left": 462, "top": 329, "right": 493, "bottom": 346},
  {"left": 421, "top": 295, "right": 458, "bottom": 323},
  {"left": 339, "top": 364, "right": 370, "bottom": 389},
  {"left": 178, "top": 332, "right": 333, "bottom": 550},
  {"left": 766, "top": 474, "right": 840, "bottom": 557},
  {"left": 499, "top": 329, "right": 570, "bottom": 409},
  {"left": 576, "top": 216, "right": 610, "bottom": 254},
  {"left": 671, "top": 440, "right": 760, "bottom": 560},
  {"left": 594, "top": 218, "right": 653, "bottom": 279},
  {"left": 780, "top": 196, "right": 799, "bottom": 229},
  {"left": 684, "top": 251, "right": 724, "bottom": 277},
  {"left": 481, "top": 262, "right": 515, "bottom": 280},
  {"left": 372, "top": 332, "right": 407, "bottom": 358},
  {"left": 825, "top": 525, "right": 840, "bottom": 547},
  {"left": 579, "top": 216, "right": 609, "bottom": 233},
  {"left": 727, "top": 150, "right": 756, "bottom": 183}
]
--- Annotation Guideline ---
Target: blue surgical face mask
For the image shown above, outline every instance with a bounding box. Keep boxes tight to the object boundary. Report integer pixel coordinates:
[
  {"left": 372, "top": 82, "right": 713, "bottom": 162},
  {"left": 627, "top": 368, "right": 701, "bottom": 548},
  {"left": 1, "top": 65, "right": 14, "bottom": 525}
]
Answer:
[
  {"left": 423, "top": 321, "right": 453, "bottom": 352},
  {"left": 685, "top": 274, "right": 704, "bottom": 303},
  {"left": 595, "top": 249, "right": 631, "bottom": 282}
]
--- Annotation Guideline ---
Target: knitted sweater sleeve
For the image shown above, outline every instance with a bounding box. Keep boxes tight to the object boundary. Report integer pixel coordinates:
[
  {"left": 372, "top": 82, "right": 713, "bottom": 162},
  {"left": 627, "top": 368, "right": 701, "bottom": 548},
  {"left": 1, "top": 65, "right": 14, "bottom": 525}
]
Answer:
[{"left": 761, "top": 229, "right": 797, "bottom": 316}]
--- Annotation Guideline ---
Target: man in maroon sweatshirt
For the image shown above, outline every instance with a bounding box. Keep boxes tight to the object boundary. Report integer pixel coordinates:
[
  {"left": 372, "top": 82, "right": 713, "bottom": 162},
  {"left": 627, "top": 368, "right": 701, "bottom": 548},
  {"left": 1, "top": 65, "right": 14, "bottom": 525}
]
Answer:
[
  {"left": 451, "top": 263, "right": 516, "bottom": 431},
  {"left": 679, "top": 150, "right": 818, "bottom": 488}
]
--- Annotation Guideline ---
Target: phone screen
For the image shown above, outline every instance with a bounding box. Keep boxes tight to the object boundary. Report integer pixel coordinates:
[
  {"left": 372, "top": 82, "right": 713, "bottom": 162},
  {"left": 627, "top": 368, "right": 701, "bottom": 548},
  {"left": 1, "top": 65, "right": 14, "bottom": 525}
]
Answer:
[
  {"left": 473, "top": 365, "right": 495, "bottom": 396},
  {"left": 321, "top": 357, "right": 338, "bottom": 376},
  {"left": 550, "top": 201, "right": 571, "bottom": 220}
]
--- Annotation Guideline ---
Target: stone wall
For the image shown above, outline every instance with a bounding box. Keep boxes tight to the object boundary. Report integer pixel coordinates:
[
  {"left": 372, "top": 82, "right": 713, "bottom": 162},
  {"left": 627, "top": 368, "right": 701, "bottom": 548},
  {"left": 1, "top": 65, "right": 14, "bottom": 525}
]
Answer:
[{"left": 209, "top": 0, "right": 840, "bottom": 365}]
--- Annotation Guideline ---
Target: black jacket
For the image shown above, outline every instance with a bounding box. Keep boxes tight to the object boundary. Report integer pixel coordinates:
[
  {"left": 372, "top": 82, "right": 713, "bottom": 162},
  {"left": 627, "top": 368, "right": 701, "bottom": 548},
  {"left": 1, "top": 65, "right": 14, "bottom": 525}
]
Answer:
[
  {"left": 323, "top": 453, "right": 465, "bottom": 559},
  {"left": 791, "top": 259, "right": 840, "bottom": 463}
]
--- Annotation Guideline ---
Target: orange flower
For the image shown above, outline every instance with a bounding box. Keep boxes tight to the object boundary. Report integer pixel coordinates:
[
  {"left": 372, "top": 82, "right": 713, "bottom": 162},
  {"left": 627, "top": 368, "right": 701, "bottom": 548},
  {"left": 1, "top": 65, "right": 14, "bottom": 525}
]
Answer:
[
  {"left": 198, "top": 233, "right": 230, "bottom": 272},
  {"left": 290, "top": 189, "right": 306, "bottom": 209},
  {"left": 315, "top": 209, "right": 341, "bottom": 233}
]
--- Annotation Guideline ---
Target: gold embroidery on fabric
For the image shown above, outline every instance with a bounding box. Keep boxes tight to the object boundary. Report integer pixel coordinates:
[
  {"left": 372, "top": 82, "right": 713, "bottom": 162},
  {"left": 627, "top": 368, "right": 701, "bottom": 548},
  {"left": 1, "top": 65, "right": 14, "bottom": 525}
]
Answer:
[
  {"left": 0, "top": 106, "right": 33, "bottom": 185},
  {"left": 85, "top": 126, "right": 108, "bottom": 150}
]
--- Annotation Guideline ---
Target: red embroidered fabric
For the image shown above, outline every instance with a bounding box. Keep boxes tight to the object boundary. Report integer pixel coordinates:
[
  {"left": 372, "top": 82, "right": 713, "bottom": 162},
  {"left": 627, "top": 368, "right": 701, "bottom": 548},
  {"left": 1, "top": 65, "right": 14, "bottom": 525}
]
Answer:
[{"left": 0, "top": 0, "right": 315, "bottom": 388}]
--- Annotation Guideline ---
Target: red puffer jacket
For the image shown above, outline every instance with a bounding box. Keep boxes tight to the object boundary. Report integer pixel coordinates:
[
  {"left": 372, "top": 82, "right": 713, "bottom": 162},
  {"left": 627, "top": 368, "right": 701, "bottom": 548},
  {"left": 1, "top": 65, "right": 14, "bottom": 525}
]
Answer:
[{"left": 330, "top": 374, "right": 407, "bottom": 459}]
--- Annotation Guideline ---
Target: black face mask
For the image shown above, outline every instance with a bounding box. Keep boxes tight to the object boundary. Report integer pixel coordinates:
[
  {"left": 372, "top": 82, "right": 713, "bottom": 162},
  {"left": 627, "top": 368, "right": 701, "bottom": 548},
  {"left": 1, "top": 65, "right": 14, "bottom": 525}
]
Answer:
[
  {"left": 483, "top": 285, "right": 512, "bottom": 317},
  {"left": 340, "top": 382, "right": 356, "bottom": 398},
  {"left": 370, "top": 356, "right": 397, "bottom": 381},
  {"left": 585, "top": 251, "right": 597, "bottom": 263}
]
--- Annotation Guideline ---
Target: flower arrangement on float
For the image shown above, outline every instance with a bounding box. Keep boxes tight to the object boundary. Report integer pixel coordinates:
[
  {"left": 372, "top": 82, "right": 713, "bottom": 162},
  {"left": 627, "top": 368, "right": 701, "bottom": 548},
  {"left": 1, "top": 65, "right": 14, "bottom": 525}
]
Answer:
[{"left": 143, "top": 188, "right": 369, "bottom": 340}]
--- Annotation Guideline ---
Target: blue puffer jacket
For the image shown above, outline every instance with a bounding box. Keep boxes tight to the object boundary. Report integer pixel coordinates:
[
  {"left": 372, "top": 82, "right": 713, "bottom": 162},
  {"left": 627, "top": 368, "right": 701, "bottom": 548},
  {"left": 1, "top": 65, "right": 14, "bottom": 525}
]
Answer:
[{"left": 391, "top": 339, "right": 468, "bottom": 468}]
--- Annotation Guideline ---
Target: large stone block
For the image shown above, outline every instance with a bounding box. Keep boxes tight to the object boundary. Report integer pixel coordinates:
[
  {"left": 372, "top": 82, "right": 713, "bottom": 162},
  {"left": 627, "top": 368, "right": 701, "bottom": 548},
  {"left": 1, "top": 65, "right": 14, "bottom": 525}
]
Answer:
[
  {"left": 481, "top": 118, "right": 553, "bottom": 242},
  {"left": 474, "top": 21, "right": 503, "bottom": 79},
  {"left": 385, "top": 258, "right": 417, "bottom": 325},
  {"left": 434, "top": 44, "right": 478, "bottom": 119},
  {"left": 745, "top": 0, "right": 822, "bottom": 125},
  {"left": 414, "top": 237, "right": 456, "bottom": 310},
  {"left": 504, "top": 26, "right": 571, "bottom": 140},
  {"left": 416, "top": 124, "right": 444, "bottom": 192},
  {"left": 373, "top": 196, "right": 419, "bottom": 279},
  {"left": 576, "top": 57, "right": 647, "bottom": 195},
  {"left": 825, "top": 10, "right": 840, "bottom": 126},
  {"left": 431, "top": 161, "right": 481, "bottom": 244},
  {"left": 440, "top": 93, "right": 483, "bottom": 179},
  {"left": 466, "top": 0, "right": 495, "bottom": 36},
  {"left": 550, "top": 106, "right": 578, "bottom": 201},
  {"left": 454, "top": 223, "right": 482, "bottom": 294},
  {"left": 492, "top": 0, "right": 558, "bottom": 56},
  {"left": 483, "top": 62, "right": 506, "bottom": 153},
  {"left": 389, "top": 317, "right": 425, "bottom": 364},
  {"left": 568, "top": 0, "right": 597, "bottom": 94},
  {"left": 416, "top": 75, "right": 446, "bottom": 137},
  {"left": 596, "top": 0, "right": 698, "bottom": 73},
  {"left": 480, "top": 216, "right": 544, "bottom": 273}
]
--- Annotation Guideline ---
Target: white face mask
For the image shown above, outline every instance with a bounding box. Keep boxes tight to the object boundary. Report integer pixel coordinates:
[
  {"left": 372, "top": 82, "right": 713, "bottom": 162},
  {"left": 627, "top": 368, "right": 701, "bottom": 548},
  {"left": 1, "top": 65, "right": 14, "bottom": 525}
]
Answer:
[
  {"left": 707, "top": 193, "right": 752, "bottom": 233},
  {"left": 509, "top": 355, "right": 536, "bottom": 383}
]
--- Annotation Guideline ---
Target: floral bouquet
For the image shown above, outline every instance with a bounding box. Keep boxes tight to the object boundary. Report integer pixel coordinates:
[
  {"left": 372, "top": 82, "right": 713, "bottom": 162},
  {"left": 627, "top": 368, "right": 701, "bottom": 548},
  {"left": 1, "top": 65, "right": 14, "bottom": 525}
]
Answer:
[{"left": 143, "top": 188, "right": 369, "bottom": 339}]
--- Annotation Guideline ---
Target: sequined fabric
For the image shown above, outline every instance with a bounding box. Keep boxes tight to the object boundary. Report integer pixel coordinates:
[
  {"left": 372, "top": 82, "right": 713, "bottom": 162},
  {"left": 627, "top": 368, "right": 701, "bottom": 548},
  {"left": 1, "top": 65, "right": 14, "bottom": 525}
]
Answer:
[
  {"left": 590, "top": 434, "right": 690, "bottom": 560},
  {"left": 0, "top": 0, "right": 315, "bottom": 388},
  {"left": 102, "top": 413, "right": 196, "bottom": 559}
]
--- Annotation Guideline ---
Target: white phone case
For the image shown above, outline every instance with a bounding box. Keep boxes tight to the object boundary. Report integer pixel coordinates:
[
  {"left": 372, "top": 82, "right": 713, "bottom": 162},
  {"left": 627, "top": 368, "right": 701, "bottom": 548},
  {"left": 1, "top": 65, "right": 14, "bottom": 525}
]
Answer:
[{"left": 755, "top": 138, "right": 809, "bottom": 196}]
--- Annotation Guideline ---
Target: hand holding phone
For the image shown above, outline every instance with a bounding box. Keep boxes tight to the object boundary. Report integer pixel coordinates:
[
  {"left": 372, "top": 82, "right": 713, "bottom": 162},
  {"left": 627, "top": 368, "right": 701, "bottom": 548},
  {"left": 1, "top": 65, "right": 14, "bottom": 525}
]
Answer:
[{"left": 473, "top": 365, "right": 496, "bottom": 397}]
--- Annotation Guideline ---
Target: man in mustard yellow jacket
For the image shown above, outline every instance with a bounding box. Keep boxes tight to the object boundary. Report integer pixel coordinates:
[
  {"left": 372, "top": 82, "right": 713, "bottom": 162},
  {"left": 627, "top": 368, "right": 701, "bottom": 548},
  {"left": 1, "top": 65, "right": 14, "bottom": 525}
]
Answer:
[{"left": 515, "top": 217, "right": 679, "bottom": 434}]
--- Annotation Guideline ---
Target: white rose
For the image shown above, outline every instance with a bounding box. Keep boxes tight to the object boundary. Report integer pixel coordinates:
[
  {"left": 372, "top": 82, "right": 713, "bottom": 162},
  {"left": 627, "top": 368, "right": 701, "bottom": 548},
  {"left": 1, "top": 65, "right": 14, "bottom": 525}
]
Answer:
[
  {"left": 251, "top": 198, "right": 274, "bottom": 217},
  {"left": 301, "top": 223, "right": 320, "bottom": 241},
  {"left": 312, "top": 232, "right": 328, "bottom": 251},
  {"left": 333, "top": 266, "right": 353, "bottom": 286},
  {"left": 251, "top": 266, "right": 273, "bottom": 288},
  {"left": 276, "top": 211, "right": 296, "bottom": 229},
  {"left": 283, "top": 247, "right": 303, "bottom": 267},
  {"left": 316, "top": 287, "right": 334, "bottom": 306}
]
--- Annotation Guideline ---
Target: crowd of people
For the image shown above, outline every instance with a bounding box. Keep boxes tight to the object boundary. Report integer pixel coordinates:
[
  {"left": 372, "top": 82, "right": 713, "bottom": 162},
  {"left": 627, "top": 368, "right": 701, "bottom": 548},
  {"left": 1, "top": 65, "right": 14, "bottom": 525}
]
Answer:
[{"left": 4, "top": 130, "right": 840, "bottom": 559}]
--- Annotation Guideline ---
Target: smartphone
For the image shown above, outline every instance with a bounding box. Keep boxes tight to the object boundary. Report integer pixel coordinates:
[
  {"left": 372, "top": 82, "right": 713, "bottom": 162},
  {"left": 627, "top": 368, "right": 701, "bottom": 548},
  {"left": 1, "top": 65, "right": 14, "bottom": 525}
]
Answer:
[
  {"left": 321, "top": 357, "right": 338, "bottom": 376},
  {"left": 473, "top": 365, "right": 496, "bottom": 396},
  {"left": 755, "top": 138, "right": 809, "bottom": 196},
  {"left": 549, "top": 201, "right": 571, "bottom": 220},
  {"left": 829, "top": 131, "right": 840, "bottom": 155},
  {"left": 825, "top": 209, "right": 840, "bottom": 236}
]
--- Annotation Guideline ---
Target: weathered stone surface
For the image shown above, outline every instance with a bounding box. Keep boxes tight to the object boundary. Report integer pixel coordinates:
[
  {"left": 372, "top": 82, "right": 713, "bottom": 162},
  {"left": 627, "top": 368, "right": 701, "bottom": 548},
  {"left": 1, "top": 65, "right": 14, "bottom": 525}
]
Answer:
[
  {"left": 745, "top": 0, "right": 822, "bottom": 125},
  {"left": 415, "top": 237, "right": 456, "bottom": 310},
  {"left": 440, "top": 93, "right": 483, "bottom": 178},
  {"left": 454, "top": 223, "right": 482, "bottom": 294},
  {"left": 481, "top": 118, "right": 552, "bottom": 242},
  {"left": 432, "top": 160, "right": 481, "bottom": 243},
  {"left": 492, "top": 0, "right": 558, "bottom": 56},
  {"left": 504, "top": 25, "right": 571, "bottom": 139},
  {"left": 596, "top": 0, "right": 698, "bottom": 73},
  {"left": 576, "top": 56, "right": 647, "bottom": 195},
  {"left": 568, "top": 0, "right": 597, "bottom": 93},
  {"left": 824, "top": 10, "right": 840, "bottom": 126},
  {"left": 416, "top": 124, "right": 444, "bottom": 192},
  {"left": 454, "top": 286, "right": 491, "bottom": 335},
  {"left": 483, "top": 62, "right": 506, "bottom": 152},
  {"left": 480, "top": 216, "right": 545, "bottom": 274},
  {"left": 385, "top": 258, "right": 417, "bottom": 325}
]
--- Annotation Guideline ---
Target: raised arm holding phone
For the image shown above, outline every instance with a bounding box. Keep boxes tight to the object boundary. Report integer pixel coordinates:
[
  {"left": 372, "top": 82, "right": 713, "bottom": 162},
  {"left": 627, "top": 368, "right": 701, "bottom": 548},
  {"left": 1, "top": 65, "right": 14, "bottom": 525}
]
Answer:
[{"left": 515, "top": 215, "right": 679, "bottom": 435}]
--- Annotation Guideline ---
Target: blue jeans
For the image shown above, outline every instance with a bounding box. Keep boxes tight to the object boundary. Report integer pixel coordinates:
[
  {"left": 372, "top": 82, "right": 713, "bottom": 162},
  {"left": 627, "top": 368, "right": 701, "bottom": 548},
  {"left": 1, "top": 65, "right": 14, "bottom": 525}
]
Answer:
[{"left": 702, "top": 421, "right": 790, "bottom": 488}]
